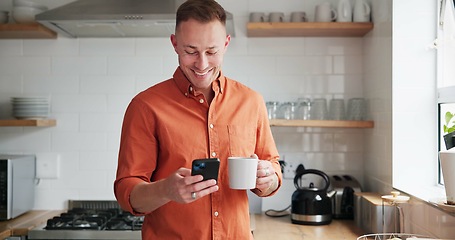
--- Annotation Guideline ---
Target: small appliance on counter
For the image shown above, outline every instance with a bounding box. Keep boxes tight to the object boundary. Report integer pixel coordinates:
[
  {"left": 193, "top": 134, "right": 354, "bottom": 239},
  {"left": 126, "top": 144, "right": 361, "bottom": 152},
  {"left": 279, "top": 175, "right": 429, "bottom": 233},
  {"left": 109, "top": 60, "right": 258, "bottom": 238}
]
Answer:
[
  {"left": 329, "top": 174, "right": 362, "bottom": 219},
  {"left": 0, "top": 154, "right": 35, "bottom": 220},
  {"left": 291, "top": 169, "right": 336, "bottom": 225}
]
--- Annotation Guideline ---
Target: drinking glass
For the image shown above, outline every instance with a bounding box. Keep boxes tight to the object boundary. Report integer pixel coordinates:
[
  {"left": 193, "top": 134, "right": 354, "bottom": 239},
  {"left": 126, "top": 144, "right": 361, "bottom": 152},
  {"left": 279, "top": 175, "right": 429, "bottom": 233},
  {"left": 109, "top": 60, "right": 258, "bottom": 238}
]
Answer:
[
  {"left": 310, "top": 98, "right": 328, "bottom": 120},
  {"left": 266, "top": 101, "right": 279, "bottom": 119},
  {"left": 329, "top": 99, "right": 346, "bottom": 120},
  {"left": 347, "top": 98, "right": 366, "bottom": 120},
  {"left": 296, "top": 98, "right": 311, "bottom": 120}
]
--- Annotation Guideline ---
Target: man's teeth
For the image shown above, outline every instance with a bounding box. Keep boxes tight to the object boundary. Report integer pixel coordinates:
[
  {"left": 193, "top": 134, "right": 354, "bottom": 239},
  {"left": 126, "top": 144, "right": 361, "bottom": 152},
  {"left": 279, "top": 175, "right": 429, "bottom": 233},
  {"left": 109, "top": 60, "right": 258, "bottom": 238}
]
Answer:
[{"left": 194, "top": 70, "right": 210, "bottom": 76}]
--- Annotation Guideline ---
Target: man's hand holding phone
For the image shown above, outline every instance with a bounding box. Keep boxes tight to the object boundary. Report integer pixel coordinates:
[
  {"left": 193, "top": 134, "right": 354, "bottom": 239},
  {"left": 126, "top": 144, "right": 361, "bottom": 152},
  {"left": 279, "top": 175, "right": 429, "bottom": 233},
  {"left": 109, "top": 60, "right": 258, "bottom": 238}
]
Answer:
[{"left": 188, "top": 158, "right": 220, "bottom": 201}]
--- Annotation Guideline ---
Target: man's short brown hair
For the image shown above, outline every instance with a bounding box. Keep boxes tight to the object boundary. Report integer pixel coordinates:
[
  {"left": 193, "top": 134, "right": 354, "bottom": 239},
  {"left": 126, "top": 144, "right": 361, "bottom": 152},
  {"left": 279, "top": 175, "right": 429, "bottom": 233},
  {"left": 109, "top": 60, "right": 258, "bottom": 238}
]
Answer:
[{"left": 176, "top": 0, "right": 227, "bottom": 29}]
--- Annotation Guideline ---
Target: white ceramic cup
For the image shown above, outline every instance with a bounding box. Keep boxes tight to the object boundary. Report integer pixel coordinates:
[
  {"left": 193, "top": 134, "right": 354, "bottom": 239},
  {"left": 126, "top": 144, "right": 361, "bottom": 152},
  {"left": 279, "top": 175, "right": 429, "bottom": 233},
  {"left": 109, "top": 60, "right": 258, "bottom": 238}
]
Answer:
[
  {"left": 249, "top": 12, "right": 266, "bottom": 22},
  {"left": 337, "top": 0, "right": 352, "bottom": 22},
  {"left": 440, "top": 150, "right": 455, "bottom": 205},
  {"left": 290, "top": 11, "right": 307, "bottom": 22},
  {"left": 269, "top": 12, "right": 284, "bottom": 22},
  {"left": 315, "top": 2, "right": 337, "bottom": 22},
  {"left": 228, "top": 157, "right": 258, "bottom": 189},
  {"left": 353, "top": 0, "right": 371, "bottom": 22}
]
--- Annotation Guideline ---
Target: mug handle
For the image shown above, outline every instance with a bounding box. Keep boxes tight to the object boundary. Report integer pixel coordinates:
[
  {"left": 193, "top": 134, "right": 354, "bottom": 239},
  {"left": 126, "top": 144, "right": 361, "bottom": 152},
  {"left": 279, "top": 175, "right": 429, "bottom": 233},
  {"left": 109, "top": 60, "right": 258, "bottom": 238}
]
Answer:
[{"left": 331, "top": 9, "right": 338, "bottom": 21}]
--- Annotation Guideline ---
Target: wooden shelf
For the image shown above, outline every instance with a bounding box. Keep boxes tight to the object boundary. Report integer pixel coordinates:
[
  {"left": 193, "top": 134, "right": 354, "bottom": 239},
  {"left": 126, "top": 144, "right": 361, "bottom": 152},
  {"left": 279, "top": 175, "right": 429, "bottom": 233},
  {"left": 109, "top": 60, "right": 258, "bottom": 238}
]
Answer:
[
  {"left": 247, "top": 22, "right": 374, "bottom": 37},
  {"left": 0, "top": 23, "right": 57, "bottom": 39},
  {"left": 269, "top": 119, "right": 374, "bottom": 128},
  {"left": 0, "top": 119, "right": 56, "bottom": 127}
]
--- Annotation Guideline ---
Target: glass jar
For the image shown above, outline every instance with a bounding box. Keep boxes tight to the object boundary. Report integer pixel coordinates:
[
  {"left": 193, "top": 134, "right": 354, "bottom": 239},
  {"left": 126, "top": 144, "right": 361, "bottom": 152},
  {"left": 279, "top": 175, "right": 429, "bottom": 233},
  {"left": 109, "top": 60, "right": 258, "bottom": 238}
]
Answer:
[
  {"left": 278, "top": 102, "right": 298, "bottom": 120},
  {"left": 266, "top": 101, "right": 280, "bottom": 119},
  {"left": 296, "top": 98, "right": 311, "bottom": 120}
]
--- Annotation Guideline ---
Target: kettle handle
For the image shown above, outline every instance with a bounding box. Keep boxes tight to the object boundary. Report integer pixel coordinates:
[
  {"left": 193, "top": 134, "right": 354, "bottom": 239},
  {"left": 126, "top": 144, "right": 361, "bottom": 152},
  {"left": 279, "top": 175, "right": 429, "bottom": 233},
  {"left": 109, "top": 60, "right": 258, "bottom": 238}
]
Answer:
[{"left": 293, "top": 169, "right": 331, "bottom": 191}]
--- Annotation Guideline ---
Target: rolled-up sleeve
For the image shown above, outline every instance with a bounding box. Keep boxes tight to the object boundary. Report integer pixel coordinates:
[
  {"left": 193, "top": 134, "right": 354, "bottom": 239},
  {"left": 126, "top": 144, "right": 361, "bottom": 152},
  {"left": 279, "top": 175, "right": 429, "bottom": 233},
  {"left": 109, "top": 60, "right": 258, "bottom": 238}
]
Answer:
[{"left": 114, "top": 98, "right": 157, "bottom": 214}]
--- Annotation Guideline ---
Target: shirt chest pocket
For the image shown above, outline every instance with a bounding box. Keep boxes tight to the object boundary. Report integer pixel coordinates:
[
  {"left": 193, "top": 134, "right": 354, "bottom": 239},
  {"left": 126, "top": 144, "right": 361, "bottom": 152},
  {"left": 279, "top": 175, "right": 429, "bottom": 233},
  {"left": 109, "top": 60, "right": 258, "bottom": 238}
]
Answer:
[{"left": 227, "top": 125, "right": 256, "bottom": 157}]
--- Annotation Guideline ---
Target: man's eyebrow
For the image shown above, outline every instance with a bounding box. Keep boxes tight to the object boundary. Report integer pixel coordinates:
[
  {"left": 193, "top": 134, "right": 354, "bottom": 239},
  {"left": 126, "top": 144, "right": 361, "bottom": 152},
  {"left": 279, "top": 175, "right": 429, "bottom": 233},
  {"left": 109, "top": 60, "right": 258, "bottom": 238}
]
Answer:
[
  {"left": 184, "top": 45, "right": 217, "bottom": 50},
  {"left": 184, "top": 44, "right": 197, "bottom": 49}
]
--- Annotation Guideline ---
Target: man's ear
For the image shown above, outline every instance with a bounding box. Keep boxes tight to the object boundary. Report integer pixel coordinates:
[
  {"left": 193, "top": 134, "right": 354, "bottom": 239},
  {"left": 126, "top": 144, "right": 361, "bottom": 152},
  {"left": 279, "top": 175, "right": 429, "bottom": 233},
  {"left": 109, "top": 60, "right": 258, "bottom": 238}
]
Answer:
[{"left": 170, "top": 34, "right": 178, "bottom": 53}]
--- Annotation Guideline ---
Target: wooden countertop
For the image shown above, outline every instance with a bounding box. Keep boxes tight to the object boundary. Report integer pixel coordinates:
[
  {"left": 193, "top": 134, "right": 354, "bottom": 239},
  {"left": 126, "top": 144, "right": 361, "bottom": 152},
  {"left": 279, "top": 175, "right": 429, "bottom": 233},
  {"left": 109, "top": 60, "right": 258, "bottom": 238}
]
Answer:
[
  {"left": 0, "top": 210, "right": 64, "bottom": 239},
  {"left": 0, "top": 211, "right": 363, "bottom": 239},
  {"left": 252, "top": 214, "right": 365, "bottom": 240}
]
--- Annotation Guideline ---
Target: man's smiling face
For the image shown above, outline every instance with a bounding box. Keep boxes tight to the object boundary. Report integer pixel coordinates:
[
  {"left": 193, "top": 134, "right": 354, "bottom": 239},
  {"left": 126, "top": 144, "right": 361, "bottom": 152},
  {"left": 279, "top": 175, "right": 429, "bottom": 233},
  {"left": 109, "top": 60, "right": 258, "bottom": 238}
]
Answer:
[{"left": 171, "top": 18, "right": 230, "bottom": 93}]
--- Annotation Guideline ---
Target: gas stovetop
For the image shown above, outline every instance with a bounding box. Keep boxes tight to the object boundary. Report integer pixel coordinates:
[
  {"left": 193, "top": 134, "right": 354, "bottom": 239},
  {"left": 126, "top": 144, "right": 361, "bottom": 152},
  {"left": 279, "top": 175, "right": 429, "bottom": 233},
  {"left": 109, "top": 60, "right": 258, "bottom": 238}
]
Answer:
[{"left": 28, "top": 200, "right": 143, "bottom": 240}]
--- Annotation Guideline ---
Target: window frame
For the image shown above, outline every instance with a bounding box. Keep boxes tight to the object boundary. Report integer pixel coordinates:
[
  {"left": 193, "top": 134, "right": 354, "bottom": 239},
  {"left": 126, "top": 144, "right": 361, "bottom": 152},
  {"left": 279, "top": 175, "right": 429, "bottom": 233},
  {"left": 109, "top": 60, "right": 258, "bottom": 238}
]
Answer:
[{"left": 437, "top": 0, "right": 455, "bottom": 185}]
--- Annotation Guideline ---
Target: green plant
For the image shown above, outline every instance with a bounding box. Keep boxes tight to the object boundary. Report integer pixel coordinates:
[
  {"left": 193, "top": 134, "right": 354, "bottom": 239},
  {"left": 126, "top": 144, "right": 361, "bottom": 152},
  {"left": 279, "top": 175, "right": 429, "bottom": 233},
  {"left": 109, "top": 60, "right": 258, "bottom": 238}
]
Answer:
[{"left": 444, "top": 111, "right": 455, "bottom": 134}]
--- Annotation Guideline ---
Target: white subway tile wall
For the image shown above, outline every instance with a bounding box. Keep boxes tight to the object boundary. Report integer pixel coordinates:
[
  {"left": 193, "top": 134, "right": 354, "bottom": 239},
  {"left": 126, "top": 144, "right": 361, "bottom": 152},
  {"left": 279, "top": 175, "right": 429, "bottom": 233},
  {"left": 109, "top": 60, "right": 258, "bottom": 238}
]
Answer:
[{"left": 0, "top": 0, "right": 454, "bottom": 237}]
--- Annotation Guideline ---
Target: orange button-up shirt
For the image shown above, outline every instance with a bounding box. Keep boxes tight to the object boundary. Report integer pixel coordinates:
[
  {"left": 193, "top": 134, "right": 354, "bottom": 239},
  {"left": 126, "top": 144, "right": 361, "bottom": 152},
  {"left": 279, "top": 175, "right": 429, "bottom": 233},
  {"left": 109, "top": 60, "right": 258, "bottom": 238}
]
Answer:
[{"left": 114, "top": 68, "right": 282, "bottom": 240}]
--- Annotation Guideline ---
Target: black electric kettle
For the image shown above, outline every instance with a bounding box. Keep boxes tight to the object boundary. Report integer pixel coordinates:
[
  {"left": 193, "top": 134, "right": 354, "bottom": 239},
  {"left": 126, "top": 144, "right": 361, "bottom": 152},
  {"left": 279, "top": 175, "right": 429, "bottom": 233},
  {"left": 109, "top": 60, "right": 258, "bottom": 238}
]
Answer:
[{"left": 291, "top": 169, "right": 336, "bottom": 225}]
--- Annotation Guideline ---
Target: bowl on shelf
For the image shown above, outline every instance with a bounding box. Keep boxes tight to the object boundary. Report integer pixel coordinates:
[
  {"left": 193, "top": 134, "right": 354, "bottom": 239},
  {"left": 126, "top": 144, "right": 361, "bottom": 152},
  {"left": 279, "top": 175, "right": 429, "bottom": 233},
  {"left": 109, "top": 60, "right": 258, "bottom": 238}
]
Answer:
[
  {"left": 13, "top": 0, "right": 48, "bottom": 11},
  {"left": 12, "top": 6, "right": 47, "bottom": 23}
]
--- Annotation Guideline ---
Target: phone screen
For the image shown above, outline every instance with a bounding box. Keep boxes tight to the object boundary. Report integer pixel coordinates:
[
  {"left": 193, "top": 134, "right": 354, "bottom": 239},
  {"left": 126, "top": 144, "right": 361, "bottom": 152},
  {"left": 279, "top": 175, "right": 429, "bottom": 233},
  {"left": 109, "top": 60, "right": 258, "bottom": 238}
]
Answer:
[{"left": 191, "top": 158, "right": 220, "bottom": 181}]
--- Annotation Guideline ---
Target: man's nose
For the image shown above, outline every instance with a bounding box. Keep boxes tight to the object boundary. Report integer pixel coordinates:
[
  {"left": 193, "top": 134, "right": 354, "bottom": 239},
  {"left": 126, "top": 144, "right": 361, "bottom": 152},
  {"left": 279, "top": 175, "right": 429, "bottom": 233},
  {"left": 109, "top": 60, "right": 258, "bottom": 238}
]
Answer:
[{"left": 195, "top": 54, "right": 209, "bottom": 70}]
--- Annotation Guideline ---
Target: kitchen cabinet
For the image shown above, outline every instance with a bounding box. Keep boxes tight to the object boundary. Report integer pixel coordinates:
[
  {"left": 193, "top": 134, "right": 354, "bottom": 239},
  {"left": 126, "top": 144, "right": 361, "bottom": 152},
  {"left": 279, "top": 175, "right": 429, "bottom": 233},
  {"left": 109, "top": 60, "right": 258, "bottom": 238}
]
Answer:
[
  {"left": 247, "top": 22, "right": 373, "bottom": 37},
  {"left": 270, "top": 119, "right": 374, "bottom": 128},
  {"left": 0, "top": 119, "right": 56, "bottom": 127},
  {"left": 0, "top": 23, "right": 57, "bottom": 39}
]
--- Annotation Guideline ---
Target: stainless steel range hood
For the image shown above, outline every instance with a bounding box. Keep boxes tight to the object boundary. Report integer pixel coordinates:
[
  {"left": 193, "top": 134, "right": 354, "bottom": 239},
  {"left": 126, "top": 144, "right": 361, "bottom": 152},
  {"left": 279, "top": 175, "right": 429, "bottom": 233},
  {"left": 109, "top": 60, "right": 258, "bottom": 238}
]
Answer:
[{"left": 35, "top": 0, "right": 235, "bottom": 38}]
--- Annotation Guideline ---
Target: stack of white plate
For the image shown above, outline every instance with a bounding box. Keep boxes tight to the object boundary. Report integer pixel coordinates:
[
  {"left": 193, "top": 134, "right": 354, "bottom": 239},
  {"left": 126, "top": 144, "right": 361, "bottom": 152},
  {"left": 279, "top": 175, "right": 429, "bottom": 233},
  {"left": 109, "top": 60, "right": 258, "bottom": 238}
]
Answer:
[{"left": 11, "top": 96, "right": 50, "bottom": 119}]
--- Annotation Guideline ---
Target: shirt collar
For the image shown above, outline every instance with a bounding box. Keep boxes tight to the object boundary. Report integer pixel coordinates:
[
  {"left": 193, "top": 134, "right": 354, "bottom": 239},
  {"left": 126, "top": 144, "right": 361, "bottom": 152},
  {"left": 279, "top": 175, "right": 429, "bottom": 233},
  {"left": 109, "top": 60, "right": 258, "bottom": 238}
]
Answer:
[{"left": 173, "top": 67, "right": 225, "bottom": 97}]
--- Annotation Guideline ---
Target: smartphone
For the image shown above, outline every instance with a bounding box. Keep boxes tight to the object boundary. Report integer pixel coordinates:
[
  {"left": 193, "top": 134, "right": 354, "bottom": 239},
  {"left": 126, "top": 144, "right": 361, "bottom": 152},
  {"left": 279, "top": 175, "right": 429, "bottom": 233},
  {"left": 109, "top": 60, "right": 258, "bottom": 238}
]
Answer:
[{"left": 191, "top": 158, "right": 220, "bottom": 181}]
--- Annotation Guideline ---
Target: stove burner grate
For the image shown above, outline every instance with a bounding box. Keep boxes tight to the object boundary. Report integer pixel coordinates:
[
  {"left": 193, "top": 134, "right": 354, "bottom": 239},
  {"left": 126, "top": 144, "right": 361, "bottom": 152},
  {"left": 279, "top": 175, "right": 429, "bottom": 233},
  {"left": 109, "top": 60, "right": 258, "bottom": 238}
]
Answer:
[{"left": 45, "top": 208, "right": 143, "bottom": 231}]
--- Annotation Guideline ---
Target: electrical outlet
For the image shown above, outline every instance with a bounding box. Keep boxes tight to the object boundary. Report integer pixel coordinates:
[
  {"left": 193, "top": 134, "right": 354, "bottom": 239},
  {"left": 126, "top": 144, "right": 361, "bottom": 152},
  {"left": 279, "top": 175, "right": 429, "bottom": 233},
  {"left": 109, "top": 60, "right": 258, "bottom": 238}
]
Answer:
[
  {"left": 283, "top": 158, "right": 302, "bottom": 179},
  {"left": 36, "top": 153, "right": 60, "bottom": 179}
]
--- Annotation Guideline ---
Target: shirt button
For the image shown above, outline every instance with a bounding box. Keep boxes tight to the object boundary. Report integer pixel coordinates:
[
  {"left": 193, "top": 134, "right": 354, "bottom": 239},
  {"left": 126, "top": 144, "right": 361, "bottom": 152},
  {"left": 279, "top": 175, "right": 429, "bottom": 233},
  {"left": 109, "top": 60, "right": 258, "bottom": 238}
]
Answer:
[
  {"left": 211, "top": 152, "right": 216, "bottom": 157},
  {"left": 209, "top": 124, "right": 214, "bottom": 129},
  {"left": 214, "top": 211, "right": 219, "bottom": 217},
  {"left": 184, "top": 93, "right": 188, "bottom": 96},
  {"left": 199, "top": 99, "right": 204, "bottom": 104},
  {"left": 189, "top": 87, "right": 193, "bottom": 91}
]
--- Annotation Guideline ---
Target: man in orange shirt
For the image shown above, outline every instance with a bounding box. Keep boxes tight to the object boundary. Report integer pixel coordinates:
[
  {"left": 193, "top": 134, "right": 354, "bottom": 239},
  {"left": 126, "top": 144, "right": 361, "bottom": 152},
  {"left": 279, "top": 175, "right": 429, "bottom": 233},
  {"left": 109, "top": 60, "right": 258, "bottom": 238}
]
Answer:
[{"left": 114, "top": 0, "right": 282, "bottom": 239}]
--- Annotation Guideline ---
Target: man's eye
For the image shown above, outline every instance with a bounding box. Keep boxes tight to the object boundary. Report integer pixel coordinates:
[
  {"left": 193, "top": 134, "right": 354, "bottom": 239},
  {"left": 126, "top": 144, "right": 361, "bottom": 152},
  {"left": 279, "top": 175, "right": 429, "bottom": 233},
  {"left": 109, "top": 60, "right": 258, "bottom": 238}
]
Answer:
[
  {"left": 185, "top": 51, "right": 197, "bottom": 55},
  {"left": 207, "top": 52, "right": 217, "bottom": 56}
]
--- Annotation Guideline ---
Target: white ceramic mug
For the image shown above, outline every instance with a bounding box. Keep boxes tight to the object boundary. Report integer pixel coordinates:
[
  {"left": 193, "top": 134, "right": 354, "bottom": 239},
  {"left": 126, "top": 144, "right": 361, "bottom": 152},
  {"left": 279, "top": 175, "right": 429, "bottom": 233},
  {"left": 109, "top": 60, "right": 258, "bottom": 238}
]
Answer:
[
  {"left": 315, "top": 2, "right": 337, "bottom": 22},
  {"left": 290, "top": 11, "right": 307, "bottom": 22},
  {"left": 228, "top": 157, "right": 258, "bottom": 189},
  {"left": 249, "top": 12, "right": 266, "bottom": 22},
  {"left": 353, "top": 0, "right": 371, "bottom": 22},
  {"left": 269, "top": 12, "right": 284, "bottom": 22},
  {"left": 337, "top": 0, "right": 352, "bottom": 22},
  {"left": 440, "top": 150, "right": 455, "bottom": 205}
]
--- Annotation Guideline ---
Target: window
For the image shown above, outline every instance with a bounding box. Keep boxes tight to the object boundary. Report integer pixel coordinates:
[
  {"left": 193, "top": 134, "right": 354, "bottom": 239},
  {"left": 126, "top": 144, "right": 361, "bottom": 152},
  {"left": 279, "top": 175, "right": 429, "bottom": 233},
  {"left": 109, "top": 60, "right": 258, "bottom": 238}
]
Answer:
[{"left": 437, "top": 0, "right": 455, "bottom": 184}]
